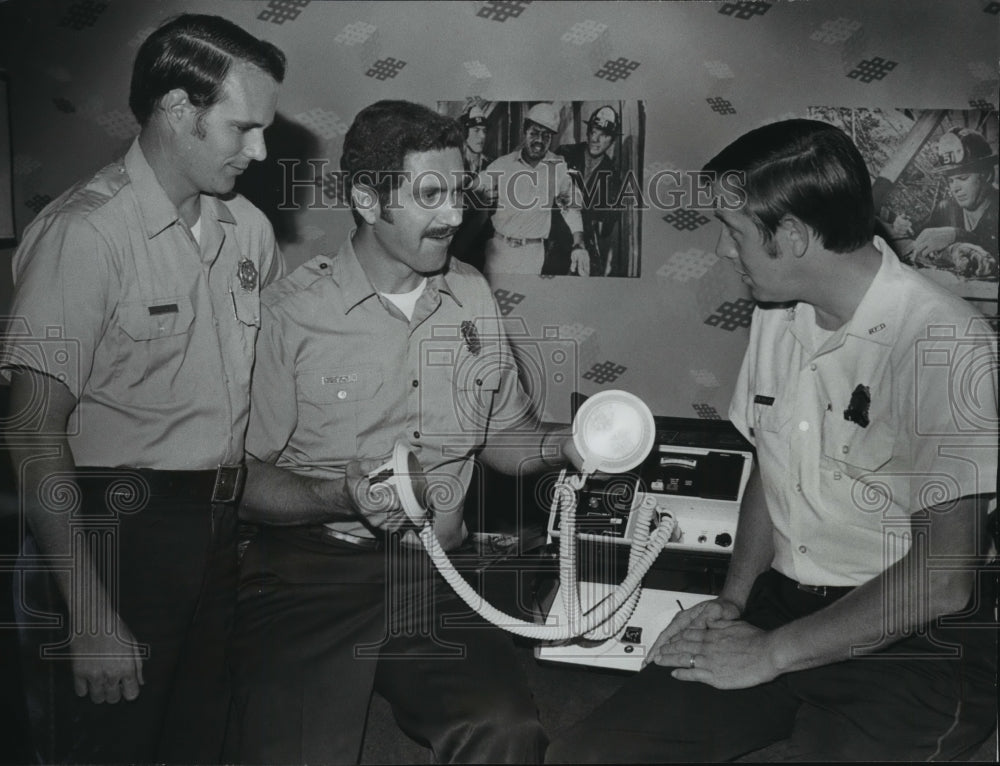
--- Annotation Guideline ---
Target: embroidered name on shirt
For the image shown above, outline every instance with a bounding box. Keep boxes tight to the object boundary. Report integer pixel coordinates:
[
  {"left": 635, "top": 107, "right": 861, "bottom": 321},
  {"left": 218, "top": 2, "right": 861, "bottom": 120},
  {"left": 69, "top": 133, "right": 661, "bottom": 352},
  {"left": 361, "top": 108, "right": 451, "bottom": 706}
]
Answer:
[
  {"left": 322, "top": 373, "right": 359, "bottom": 385},
  {"left": 754, "top": 395, "right": 775, "bottom": 406},
  {"left": 148, "top": 304, "right": 178, "bottom": 316},
  {"left": 868, "top": 323, "right": 886, "bottom": 335}
]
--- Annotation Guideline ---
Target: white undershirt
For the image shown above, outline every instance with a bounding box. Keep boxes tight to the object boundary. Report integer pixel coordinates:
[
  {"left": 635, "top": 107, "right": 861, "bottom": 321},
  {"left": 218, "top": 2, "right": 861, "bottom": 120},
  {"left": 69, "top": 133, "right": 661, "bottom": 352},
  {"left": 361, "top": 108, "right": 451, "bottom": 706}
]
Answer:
[
  {"left": 190, "top": 216, "right": 202, "bottom": 245},
  {"left": 380, "top": 278, "right": 427, "bottom": 321}
]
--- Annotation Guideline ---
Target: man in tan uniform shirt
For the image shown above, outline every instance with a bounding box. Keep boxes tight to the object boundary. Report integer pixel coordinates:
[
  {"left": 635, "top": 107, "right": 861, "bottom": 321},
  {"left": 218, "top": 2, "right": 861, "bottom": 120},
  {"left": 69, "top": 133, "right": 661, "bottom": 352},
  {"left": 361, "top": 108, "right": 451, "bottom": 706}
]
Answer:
[{"left": 1, "top": 14, "right": 285, "bottom": 764}]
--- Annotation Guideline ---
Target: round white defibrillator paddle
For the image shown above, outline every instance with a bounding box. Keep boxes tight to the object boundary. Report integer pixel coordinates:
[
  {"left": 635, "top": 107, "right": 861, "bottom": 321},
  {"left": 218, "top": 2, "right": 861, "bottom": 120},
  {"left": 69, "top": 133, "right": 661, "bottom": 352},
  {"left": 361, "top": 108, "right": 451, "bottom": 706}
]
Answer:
[{"left": 366, "top": 390, "right": 674, "bottom": 640}]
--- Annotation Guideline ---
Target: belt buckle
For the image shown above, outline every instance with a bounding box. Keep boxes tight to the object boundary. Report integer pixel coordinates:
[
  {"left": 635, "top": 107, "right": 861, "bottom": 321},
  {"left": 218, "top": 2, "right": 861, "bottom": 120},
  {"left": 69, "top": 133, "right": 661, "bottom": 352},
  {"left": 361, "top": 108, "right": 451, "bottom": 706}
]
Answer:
[
  {"left": 212, "top": 464, "right": 246, "bottom": 504},
  {"left": 796, "top": 582, "right": 828, "bottom": 597}
]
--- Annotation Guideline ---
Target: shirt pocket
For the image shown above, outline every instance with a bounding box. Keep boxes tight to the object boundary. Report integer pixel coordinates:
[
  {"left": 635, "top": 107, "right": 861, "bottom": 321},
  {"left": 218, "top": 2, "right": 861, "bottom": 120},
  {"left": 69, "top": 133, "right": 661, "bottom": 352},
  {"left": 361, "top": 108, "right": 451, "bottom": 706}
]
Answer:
[
  {"left": 114, "top": 296, "right": 195, "bottom": 404},
  {"left": 295, "top": 366, "right": 384, "bottom": 459},
  {"left": 821, "top": 413, "right": 895, "bottom": 481}
]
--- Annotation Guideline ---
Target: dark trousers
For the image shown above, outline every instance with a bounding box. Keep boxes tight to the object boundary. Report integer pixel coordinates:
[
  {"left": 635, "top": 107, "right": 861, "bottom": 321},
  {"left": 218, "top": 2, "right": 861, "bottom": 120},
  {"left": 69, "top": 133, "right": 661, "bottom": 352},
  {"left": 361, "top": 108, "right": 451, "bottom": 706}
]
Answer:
[
  {"left": 227, "top": 526, "right": 548, "bottom": 764},
  {"left": 15, "top": 470, "right": 238, "bottom": 764},
  {"left": 546, "top": 568, "right": 998, "bottom": 763}
]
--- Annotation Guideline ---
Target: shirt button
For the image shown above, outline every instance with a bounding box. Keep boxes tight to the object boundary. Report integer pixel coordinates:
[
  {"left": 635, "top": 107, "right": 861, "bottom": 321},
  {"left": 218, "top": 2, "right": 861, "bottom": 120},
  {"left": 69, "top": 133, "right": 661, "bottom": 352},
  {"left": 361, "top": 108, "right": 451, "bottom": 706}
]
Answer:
[
  {"left": 413, "top": 431, "right": 420, "bottom": 439},
  {"left": 337, "top": 390, "right": 347, "bottom": 400},
  {"left": 319, "top": 262, "right": 329, "bottom": 269},
  {"left": 798, "top": 545, "right": 807, "bottom": 554},
  {"left": 841, "top": 445, "right": 850, "bottom": 454},
  {"left": 795, "top": 483, "right": 802, "bottom": 492},
  {"left": 412, "top": 380, "right": 419, "bottom": 388},
  {"left": 475, "top": 378, "right": 483, "bottom": 386},
  {"left": 809, "top": 364, "right": 817, "bottom": 371},
  {"left": 833, "top": 471, "right": 842, "bottom": 480},
  {"left": 798, "top": 421, "right": 809, "bottom": 431}
]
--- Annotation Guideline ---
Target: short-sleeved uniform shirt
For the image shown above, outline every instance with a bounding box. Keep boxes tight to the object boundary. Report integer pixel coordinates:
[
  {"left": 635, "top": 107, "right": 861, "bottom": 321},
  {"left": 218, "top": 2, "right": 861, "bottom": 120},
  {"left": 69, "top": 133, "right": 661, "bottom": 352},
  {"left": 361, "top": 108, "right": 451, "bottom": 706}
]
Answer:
[
  {"left": 1, "top": 140, "right": 283, "bottom": 469},
  {"left": 730, "top": 237, "right": 998, "bottom": 587},
  {"left": 247, "top": 236, "right": 534, "bottom": 543},
  {"left": 482, "top": 149, "right": 583, "bottom": 239}
]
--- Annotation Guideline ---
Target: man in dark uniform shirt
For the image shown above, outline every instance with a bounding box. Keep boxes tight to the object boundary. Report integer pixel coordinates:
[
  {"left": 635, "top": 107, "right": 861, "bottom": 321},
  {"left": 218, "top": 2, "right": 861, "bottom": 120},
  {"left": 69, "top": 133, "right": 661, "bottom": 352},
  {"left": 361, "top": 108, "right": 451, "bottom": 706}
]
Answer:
[
  {"left": 449, "top": 104, "right": 494, "bottom": 272},
  {"left": 911, "top": 126, "right": 998, "bottom": 277},
  {"left": 555, "top": 105, "right": 624, "bottom": 276}
]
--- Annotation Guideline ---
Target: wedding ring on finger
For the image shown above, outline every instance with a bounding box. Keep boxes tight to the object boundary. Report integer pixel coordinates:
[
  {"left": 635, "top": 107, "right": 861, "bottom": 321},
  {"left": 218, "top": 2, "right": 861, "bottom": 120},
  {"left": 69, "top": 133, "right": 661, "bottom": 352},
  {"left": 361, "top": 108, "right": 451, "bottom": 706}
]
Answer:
[{"left": 688, "top": 656, "right": 696, "bottom": 669}]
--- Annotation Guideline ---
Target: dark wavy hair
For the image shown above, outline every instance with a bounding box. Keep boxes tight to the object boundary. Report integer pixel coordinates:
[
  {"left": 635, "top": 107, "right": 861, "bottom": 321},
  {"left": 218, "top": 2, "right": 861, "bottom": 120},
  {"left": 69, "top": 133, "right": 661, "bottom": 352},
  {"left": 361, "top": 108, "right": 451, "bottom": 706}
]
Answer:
[
  {"left": 704, "top": 119, "right": 875, "bottom": 253},
  {"left": 341, "top": 100, "right": 464, "bottom": 223},
  {"left": 129, "top": 13, "right": 286, "bottom": 127}
]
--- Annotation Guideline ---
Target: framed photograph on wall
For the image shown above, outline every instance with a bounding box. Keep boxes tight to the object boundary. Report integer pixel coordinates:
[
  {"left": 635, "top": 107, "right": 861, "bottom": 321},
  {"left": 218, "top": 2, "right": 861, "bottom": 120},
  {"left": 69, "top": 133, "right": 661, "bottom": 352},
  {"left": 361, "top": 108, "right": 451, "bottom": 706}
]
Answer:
[
  {"left": 809, "top": 106, "right": 998, "bottom": 302},
  {"left": 438, "top": 99, "right": 645, "bottom": 279},
  {"left": 0, "top": 72, "right": 15, "bottom": 247}
]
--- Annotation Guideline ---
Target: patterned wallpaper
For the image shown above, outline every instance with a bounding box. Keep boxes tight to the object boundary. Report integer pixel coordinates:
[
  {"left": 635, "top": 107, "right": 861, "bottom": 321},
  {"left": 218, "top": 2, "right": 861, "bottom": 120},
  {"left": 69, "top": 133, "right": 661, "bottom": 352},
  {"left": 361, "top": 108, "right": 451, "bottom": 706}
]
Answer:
[{"left": 0, "top": 0, "right": 997, "bottom": 423}]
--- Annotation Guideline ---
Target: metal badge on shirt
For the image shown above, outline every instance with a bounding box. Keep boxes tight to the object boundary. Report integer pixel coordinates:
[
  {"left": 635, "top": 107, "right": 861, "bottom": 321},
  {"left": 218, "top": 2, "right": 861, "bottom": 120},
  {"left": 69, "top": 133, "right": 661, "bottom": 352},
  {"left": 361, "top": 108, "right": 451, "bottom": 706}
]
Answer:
[
  {"left": 461, "top": 320, "right": 481, "bottom": 356},
  {"left": 237, "top": 258, "right": 258, "bottom": 292}
]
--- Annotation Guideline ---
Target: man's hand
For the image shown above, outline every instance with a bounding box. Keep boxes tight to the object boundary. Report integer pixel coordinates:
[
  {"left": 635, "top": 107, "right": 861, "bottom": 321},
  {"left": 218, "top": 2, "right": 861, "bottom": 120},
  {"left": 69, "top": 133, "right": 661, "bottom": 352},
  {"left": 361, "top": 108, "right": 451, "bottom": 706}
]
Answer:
[
  {"left": 912, "top": 226, "right": 958, "bottom": 259},
  {"left": 644, "top": 597, "right": 740, "bottom": 667},
  {"left": 344, "top": 457, "right": 411, "bottom": 532},
  {"left": 657, "top": 619, "right": 780, "bottom": 689},
  {"left": 569, "top": 247, "right": 590, "bottom": 276},
  {"left": 71, "top": 616, "right": 145, "bottom": 704}
]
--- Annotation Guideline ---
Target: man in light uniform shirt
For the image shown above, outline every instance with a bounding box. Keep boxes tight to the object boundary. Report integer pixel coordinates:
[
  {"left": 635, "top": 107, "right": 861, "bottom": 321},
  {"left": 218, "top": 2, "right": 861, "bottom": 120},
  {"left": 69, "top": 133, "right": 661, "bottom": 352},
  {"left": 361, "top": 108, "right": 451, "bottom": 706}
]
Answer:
[
  {"left": 547, "top": 119, "right": 997, "bottom": 763},
  {"left": 1, "top": 14, "right": 285, "bottom": 764},
  {"left": 480, "top": 102, "right": 589, "bottom": 276}
]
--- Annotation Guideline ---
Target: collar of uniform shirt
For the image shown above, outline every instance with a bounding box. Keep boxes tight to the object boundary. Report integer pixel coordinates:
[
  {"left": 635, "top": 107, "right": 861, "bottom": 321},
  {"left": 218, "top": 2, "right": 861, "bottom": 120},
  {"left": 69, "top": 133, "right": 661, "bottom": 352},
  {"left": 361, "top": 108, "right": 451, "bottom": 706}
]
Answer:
[
  {"left": 335, "top": 235, "right": 462, "bottom": 316},
  {"left": 125, "top": 138, "right": 237, "bottom": 239}
]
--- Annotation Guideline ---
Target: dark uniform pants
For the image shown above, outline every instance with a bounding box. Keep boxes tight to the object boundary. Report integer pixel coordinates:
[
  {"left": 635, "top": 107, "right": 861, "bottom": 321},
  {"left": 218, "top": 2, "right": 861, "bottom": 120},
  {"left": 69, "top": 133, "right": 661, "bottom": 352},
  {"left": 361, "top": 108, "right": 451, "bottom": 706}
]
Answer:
[
  {"left": 546, "top": 567, "right": 998, "bottom": 763},
  {"left": 15, "top": 470, "right": 238, "bottom": 764},
  {"left": 227, "top": 526, "right": 547, "bottom": 764}
]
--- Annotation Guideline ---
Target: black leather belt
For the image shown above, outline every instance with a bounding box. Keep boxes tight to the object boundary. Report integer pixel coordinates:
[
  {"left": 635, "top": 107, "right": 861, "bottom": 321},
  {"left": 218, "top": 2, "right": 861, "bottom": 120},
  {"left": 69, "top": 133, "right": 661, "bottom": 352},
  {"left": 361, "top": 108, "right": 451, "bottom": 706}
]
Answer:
[
  {"left": 302, "top": 524, "right": 384, "bottom": 551},
  {"left": 776, "top": 571, "right": 854, "bottom": 600},
  {"left": 130, "top": 465, "right": 246, "bottom": 505}
]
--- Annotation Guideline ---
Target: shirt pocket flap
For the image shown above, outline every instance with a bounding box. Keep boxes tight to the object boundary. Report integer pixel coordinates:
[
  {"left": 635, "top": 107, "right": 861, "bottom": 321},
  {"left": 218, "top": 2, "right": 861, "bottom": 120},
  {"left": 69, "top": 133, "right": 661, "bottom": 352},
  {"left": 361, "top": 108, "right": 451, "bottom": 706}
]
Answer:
[
  {"left": 297, "top": 366, "right": 383, "bottom": 404},
  {"left": 120, "top": 297, "right": 195, "bottom": 341},
  {"left": 823, "top": 416, "right": 895, "bottom": 473}
]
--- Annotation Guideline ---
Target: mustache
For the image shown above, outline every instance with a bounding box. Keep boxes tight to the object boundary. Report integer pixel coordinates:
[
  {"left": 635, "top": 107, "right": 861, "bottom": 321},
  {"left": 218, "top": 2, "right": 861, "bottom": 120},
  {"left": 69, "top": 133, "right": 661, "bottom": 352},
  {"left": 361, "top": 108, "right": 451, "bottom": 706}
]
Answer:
[{"left": 424, "top": 226, "right": 458, "bottom": 239}]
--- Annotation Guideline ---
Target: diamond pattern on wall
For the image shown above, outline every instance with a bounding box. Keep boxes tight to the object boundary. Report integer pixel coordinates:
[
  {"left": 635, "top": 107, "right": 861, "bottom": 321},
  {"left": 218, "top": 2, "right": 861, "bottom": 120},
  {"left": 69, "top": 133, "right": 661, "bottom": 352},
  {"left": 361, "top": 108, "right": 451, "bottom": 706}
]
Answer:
[
  {"left": 583, "top": 360, "right": 627, "bottom": 385},
  {"left": 335, "top": 21, "right": 377, "bottom": 44},
  {"left": 704, "top": 60, "right": 735, "bottom": 79},
  {"left": 692, "top": 403, "right": 722, "bottom": 420},
  {"left": 258, "top": 0, "right": 311, "bottom": 25},
  {"left": 705, "top": 298, "right": 755, "bottom": 331},
  {"left": 847, "top": 57, "right": 898, "bottom": 83},
  {"left": 476, "top": 1, "right": 533, "bottom": 22},
  {"left": 366, "top": 58, "right": 407, "bottom": 80},
  {"left": 707, "top": 97, "right": 736, "bottom": 115},
  {"left": 810, "top": 17, "right": 862, "bottom": 44},
  {"left": 295, "top": 108, "right": 350, "bottom": 140},
  {"left": 463, "top": 60, "right": 493, "bottom": 80},
  {"left": 94, "top": 109, "right": 138, "bottom": 140},
  {"left": 595, "top": 58, "right": 640, "bottom": 82},
  {"left": 663, "top": 209, "right": 711, "bottom": 231},
  {"left": 718, "top": 2, "right": 772, "bottom": 20},
  {"left": 657, "top": 248, "right": 719, "bottom": 282},
  {"left": 563, "top": 20, "right": 608, "bottom": 44},
  {"left": 58, "top": 0, "right": 108, "bottom": 30},
  {"left": 14, "top": 155, "right": 42, "bottom": 176},
  {"left": 321, "top": 171, "right": 346, "bottom": 205},
  {"left": 25, "top": 194, "right": 53, "bottom": 214},
  {"left": 493, "top": 289, "right": 525, "bottom": 316},
  {"left": 691, "top": 369, "right": 720, "bottom": 388},
  {"left": 52, "top": 98, "right": 76, "bottom": 114}
]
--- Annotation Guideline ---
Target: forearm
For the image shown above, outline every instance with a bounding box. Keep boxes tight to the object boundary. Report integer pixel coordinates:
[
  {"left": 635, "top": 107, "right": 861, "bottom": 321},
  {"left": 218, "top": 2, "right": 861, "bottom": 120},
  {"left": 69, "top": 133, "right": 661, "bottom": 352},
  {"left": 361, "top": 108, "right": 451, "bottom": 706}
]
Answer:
[
  {"left": 479, "top": 423, "right": 573, "bottom": 476},
  {"left": 719, "top": 468, "right": 774, "bottom": 610},
  {"left": 239, "top": 458, "right": 355, "bottom": 525},
  {"left": 767, "top": 495, "right": 985, "bottom": 674}
]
